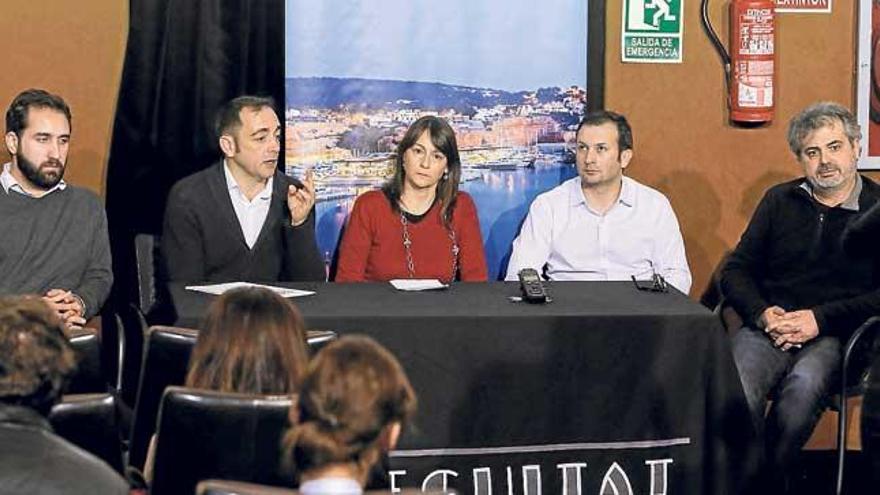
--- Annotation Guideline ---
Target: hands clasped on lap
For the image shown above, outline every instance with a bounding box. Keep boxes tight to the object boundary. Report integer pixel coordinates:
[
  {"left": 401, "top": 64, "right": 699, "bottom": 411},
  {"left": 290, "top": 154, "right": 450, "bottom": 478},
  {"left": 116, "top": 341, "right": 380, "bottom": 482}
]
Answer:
[
  {"left": 42, "top": 288, "right": 86, "bottom": 331},
  {"left": 760, "top": 305, "right": 819, "bottom": 351}
]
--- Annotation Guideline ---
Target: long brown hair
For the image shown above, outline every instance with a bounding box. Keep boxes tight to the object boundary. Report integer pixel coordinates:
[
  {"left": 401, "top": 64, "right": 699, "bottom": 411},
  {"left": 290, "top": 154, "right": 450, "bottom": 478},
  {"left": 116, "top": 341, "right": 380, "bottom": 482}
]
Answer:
[
  {"left": 382, "top": 115, "right": 462, "bottom": 227},
  {"left": 185, "top": 287, "right": 309, "bottom": 394},
  {"left": 284, "top": 335, "right": 417, "bottom": 480}
]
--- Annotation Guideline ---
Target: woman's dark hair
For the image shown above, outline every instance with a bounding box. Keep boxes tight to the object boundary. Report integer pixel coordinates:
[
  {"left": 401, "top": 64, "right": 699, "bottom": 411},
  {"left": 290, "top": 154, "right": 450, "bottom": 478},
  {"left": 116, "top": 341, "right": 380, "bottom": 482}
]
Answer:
[
  {"left": 186, "top": 287, "right": 309, "bottom": 395},
  {"left": 284, "top": 335, "right": 417, "bottom": 480},
  {"left": 0, "top": 296, "right": 77, "bottom": 415},
  {"left": 382, "top": 116, "right": 462, "bottom": 227}
]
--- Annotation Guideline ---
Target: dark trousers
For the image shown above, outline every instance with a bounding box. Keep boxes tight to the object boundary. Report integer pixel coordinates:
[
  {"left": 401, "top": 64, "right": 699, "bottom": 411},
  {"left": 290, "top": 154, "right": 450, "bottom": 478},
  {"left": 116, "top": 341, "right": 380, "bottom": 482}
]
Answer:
[{"left": 731, "top": 326, "right": 840, "bottom": 471}]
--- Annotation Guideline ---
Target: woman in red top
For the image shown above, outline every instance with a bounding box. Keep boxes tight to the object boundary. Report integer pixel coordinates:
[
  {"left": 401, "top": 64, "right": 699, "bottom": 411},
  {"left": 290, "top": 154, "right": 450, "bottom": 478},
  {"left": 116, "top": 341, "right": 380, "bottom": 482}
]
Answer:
[{"left": 336, "top": 116, "right": 488, "bottom": 282}]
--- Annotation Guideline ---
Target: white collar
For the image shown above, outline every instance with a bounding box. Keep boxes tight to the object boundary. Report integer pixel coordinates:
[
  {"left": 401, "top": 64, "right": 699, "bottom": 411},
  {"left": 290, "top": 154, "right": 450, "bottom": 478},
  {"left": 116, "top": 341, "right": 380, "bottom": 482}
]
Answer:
[
  {"left": 223, "top": 159, "right": 273, "bottom": 201},
  {"left": 569, "top": 175, "right": 634, "bottom": 208},
  {"left": 1, "top": 162, "right": 67, "bottom": 197},
  {"left": 299, "top": 477, "right": 362, "bottom": 495}
]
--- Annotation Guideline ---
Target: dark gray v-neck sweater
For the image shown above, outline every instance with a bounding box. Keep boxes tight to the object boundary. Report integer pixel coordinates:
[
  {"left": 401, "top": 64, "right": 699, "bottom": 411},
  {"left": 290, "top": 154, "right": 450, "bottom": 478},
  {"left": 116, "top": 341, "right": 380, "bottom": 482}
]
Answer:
[{"left": 0, "top": 186, "right": 113, "bottom": 318}]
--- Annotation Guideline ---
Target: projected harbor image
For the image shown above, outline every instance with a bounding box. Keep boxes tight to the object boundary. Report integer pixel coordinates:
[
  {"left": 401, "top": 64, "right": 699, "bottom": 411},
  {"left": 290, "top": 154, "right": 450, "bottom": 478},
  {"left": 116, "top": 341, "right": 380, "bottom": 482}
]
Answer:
[{"left": 286, "top": 0, "right": 588, "bottom": 277}]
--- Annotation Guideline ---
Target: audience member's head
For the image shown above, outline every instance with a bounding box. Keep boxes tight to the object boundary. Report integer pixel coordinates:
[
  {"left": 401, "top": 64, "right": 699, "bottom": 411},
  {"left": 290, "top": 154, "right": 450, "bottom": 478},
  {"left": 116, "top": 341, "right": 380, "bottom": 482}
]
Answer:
[
  {"left": 186, "top": 287, "right": 309, "bottom": 395},
  {"left": 284, "top": 335, "right": 417, "bottom": 487},
  {"left": 0, "top": 296, "right": 77, "bottom": 415}
]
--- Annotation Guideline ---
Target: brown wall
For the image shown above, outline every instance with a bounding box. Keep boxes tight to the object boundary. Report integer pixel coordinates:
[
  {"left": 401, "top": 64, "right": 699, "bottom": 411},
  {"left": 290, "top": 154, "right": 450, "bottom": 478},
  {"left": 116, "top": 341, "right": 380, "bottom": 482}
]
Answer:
[
  {"left": 0, "top": 1, "right": 128, "bottom": 197},
  {"left": 605, "top": 1, "right": 866, "bottom": 298}
]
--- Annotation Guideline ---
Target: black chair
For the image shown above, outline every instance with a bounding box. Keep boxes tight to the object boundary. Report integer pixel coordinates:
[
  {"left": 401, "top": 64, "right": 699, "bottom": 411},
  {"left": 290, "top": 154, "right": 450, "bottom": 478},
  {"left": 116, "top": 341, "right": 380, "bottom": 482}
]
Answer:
[
  {"left": 128, "top": 326, "right": 338, "bottom": 470},
  {"left": 135, "top": 233, "right": 161, "bottom": 318},
  {"left": 118, "top": 302, "right": 150, "bottom": 408},
  {"left": 862, "top": 342, "right": 880, "bottom": 490},
  {"left": 151, "top": 387, "right": 294, "bottom": 495},
  {"left": 66, "top": 326, "right": 106, "bottom": 394},
  {"left": 835, "top": 316, "right": 880, "bottom": 495},
  {"left": 305, "top": 329, "right": 337, "bottom": 355},
  {"left": 122, "top": 233, "right": 168, "bottom": 408},
  {"left": 103, "top": 312, "right": 126, "bottom": 395},
  {"left": 49, "top": 393, "right": 124, "bottom": 474},
  {"left": 128, "top": 325, "right": 199, "bottom": 470}
]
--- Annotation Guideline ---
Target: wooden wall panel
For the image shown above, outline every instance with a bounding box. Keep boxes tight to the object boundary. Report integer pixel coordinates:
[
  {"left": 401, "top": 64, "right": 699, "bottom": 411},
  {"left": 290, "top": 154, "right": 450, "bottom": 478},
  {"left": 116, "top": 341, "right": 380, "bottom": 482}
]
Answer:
[
  {"left": 0, "top": 1, "right": 128, "bottom": 197},
  {"left": 604, "top": 1, "right": 865, "bottom": 297}
]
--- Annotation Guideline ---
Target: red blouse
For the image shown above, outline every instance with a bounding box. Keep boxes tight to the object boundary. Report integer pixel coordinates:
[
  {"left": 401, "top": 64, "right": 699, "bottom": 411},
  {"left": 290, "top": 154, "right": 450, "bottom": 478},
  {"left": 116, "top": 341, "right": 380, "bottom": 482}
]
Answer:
[{"left": 335, "top": 190, "right": 488, "bottom": 282}]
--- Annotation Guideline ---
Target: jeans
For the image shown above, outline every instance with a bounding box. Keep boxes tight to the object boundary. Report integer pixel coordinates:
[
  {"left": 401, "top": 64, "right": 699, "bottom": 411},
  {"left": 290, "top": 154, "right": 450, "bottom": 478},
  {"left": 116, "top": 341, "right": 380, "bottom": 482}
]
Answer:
[{"left": 731, "top": 326, "right": 841, "bottom": 469}]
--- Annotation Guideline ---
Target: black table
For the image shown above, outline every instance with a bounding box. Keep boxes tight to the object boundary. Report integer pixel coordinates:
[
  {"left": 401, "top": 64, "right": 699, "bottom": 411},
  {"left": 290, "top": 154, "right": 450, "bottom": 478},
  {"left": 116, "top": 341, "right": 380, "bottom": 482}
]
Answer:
[{"left": 170, "top": 281, "right": 759, "bottom": 494}]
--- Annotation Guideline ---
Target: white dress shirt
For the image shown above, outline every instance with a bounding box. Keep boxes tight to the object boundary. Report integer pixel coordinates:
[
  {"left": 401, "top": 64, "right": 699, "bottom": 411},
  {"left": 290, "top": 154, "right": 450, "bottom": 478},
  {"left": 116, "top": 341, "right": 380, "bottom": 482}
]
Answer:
[
  {"left": 1, "top": 162, "right": 67, "bottom": 196},
  {"left": 223, "top": 161, "right": 273, "bottom": 249},
  {"left": 505, "top": 175, "right": 692, "bottom": 293}
]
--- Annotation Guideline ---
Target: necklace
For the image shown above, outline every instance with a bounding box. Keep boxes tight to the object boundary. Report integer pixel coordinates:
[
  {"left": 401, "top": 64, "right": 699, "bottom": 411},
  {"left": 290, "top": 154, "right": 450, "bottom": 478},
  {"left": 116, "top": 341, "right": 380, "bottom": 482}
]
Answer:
[{"left": 399, "top": 210, "right": 460, "bottom": 282}]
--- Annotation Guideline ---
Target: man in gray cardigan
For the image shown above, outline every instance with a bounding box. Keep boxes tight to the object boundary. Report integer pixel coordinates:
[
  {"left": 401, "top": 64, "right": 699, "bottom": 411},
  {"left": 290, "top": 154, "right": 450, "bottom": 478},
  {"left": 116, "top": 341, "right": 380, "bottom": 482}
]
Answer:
[
  {"left": 0, "top": 89, "right": 112, "bottom": 329},
  {"left": 161, "top": 95, "right": 324, "bottom": 284}
]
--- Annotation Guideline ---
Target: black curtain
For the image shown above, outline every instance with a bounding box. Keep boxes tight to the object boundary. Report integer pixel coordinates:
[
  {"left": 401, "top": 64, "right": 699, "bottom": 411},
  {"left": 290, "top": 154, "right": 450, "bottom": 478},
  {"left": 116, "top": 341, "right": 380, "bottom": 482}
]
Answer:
[{"left": 106, "top": 0, "right": 284, "bottom": 304}]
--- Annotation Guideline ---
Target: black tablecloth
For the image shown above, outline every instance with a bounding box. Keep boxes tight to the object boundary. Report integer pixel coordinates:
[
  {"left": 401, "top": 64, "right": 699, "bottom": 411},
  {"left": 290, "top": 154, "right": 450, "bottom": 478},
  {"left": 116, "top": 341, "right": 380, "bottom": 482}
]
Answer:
[{"left": 170, "top": 281, "right": 759, "bottom": 494}]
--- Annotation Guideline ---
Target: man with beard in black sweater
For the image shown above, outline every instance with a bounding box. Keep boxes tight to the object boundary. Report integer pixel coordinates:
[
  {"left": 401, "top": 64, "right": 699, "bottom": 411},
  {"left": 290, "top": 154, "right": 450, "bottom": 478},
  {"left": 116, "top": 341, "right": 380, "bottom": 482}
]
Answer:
[{"left": 721, "top": 102, "right": 880, "bottom": 493}]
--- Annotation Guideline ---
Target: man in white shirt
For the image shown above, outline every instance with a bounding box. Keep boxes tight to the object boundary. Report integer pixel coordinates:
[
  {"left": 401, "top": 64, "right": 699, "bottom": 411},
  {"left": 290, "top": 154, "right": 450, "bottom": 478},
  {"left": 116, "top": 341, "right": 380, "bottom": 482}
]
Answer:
[{"left": 505, "top": 110, "right": 691, "bottom": 293}]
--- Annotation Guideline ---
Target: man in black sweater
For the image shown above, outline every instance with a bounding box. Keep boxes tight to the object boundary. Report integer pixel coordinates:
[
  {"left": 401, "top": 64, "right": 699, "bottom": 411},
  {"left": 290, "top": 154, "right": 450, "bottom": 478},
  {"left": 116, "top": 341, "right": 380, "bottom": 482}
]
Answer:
[
  {"left": 721, "top": 102, "right": 880, "bottom": 491},
  {"left": 162, "top": 96, "right": 324, "bottom": 284},
  {"left": 0, "top": 89, "right": 112, "bottom": 329}
]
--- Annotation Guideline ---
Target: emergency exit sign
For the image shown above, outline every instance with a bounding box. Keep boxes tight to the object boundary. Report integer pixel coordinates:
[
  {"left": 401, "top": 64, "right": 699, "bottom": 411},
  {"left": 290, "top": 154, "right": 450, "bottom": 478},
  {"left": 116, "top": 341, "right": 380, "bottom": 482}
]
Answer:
[
  {"left": 621, "top": 0, "right": 684, "bottom": 63},
  {"left": 775, "top": 0, "right": 832, "bottom": 13}
]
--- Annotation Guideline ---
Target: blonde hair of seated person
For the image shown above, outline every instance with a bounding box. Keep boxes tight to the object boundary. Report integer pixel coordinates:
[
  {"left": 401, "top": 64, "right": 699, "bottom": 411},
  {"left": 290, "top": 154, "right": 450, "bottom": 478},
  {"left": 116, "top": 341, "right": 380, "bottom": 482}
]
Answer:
[{"left": 284, "top": 335, "right": 416, "bottom": 487}]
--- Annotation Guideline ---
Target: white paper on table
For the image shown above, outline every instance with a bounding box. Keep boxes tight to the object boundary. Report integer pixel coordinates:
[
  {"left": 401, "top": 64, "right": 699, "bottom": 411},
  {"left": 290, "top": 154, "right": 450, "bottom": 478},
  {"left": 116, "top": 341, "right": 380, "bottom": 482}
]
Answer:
[
  {"left": 185, "top": 281, "right": 315, "bottom": 298},
  {"left": 389, "top": 279, "right": 448, "bottom": 291}
]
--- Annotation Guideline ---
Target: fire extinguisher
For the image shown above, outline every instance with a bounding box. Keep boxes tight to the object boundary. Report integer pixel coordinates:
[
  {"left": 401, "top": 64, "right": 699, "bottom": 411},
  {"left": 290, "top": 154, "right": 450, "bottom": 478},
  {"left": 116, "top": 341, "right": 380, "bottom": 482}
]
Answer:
[{"left": 702, "top": 0, "right": 776, "bottom": 125}]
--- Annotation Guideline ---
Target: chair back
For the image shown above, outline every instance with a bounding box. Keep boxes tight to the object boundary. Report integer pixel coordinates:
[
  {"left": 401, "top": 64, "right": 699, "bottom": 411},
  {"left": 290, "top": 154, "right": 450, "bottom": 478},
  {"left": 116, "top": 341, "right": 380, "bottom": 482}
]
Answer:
[
  {"left": 117, "top": 303, "right": 148, "bottom": 407},
  {"left": 128, "top": 325, "right": 199, "bottom": 469},
  {"left": 305, "top": 329, "right": 337, "bottom": 355},
  {"left": 151, "top": 387, "right": 294, "bottom": 495},
  {"left": 66, "top": 326, "right": 105, "bottom": 393},
  {"left": 128, "top": 326, "right": 336, "bottom": 470},
  {"left": 49, "top": 392, "right": 124, "bottom": 474},
  {"left": 135, "top": 233, "right": 161, "bottom": 317},
  {"left": 863, "top": 350, "right": 880, "bottom": 488}
]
